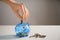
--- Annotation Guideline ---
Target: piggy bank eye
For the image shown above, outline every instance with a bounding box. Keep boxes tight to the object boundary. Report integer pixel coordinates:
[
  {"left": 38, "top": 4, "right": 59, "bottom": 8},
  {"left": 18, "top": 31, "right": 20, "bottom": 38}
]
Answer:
[{"left": 23, "top": 26, "right": 25, "bottom": 28}]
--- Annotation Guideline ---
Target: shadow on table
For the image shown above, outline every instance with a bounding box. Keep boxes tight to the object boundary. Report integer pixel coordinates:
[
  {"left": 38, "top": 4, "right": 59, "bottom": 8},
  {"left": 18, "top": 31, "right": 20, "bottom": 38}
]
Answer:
[{"left": 0, "top": 35, "right": 20, "bottom": 39}]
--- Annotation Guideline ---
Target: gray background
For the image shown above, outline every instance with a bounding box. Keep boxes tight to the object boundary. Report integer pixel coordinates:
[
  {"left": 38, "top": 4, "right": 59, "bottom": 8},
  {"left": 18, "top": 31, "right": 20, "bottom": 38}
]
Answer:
[{"left": 0, "top": 0, "right": 60, "bottom": 25}]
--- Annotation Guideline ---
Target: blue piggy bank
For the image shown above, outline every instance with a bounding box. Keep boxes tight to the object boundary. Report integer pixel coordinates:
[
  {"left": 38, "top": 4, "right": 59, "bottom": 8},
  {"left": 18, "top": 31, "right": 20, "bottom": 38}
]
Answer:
[{"left": 15, "top": 22, "right": 30, "bottom": 37}]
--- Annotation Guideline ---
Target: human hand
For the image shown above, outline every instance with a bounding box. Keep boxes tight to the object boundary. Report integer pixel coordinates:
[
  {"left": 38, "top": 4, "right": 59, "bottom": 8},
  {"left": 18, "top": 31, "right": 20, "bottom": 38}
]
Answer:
[{"left": 1, "top": 0, "right": 29, "bottom": 21}]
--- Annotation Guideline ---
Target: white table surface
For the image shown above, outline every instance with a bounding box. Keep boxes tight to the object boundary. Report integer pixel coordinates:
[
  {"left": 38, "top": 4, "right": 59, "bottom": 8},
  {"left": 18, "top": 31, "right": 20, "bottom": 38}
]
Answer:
[{"left": 0, "top": 25, "right": 60, "bottom": 40}]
